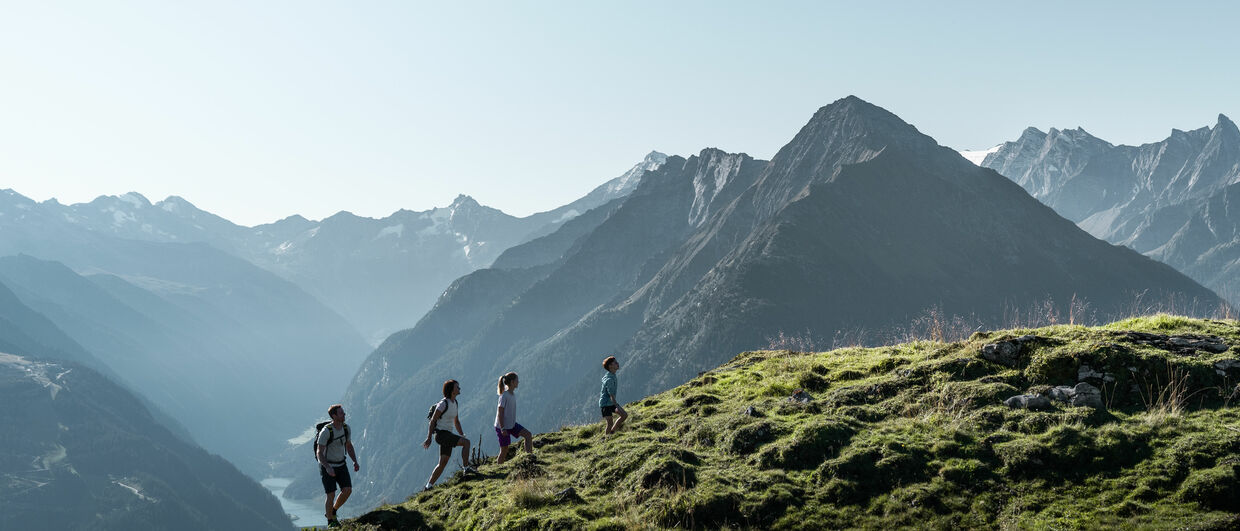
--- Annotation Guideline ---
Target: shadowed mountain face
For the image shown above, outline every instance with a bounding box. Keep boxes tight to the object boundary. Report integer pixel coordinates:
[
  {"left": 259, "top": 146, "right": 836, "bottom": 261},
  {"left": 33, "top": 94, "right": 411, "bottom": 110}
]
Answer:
[
  {"left": 319, "top": 96, "right": 1228, "bottom": 507},
  {"left": 979, "top": 116, "right": 1240, "bottom": 301},
  {"left": 0, "top": 353, "right": 293, "bottom": 531},
  {"left": 0, "top": 282, "right": 292, "bottom": 531}
]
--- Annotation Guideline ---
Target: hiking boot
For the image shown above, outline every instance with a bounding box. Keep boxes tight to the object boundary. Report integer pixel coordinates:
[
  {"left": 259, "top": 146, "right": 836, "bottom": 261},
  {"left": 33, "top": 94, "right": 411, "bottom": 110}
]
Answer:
[
  {"left": 423, "top": 482, "right": 434, "bottom": 491},
  {"left": 326, "top": 517, "right": 341, "bottom": 528}
]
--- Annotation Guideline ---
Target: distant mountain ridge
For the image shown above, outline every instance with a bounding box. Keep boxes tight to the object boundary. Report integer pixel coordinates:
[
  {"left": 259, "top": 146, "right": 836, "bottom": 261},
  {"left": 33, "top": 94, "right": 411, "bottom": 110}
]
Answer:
[
  {"left": 321, "top": 96, "right": 1227, "bottom": 507},
  {"left": 978, "top": 115, "right": 1240, "bottom": 301},
  {"left": 0, "top": 151, "right": 666, "bottom": 344}
]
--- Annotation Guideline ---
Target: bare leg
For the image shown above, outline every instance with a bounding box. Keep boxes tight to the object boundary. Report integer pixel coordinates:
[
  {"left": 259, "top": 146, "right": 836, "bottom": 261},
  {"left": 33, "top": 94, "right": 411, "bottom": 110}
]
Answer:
[
  {"left": 428, "top": 454, "right": 450, "bottom": 485},
  {"left": 604, "top": 415, "right": 615, "bottom": 434},
  {"left": 333, "top": 487, "right": 351, "bottom": 513},
  {"left": 458, "top": 437, "right": 471, "bottom": 468},
  {"left": 497, "top": 445, "right": 510, "bottom": 464},
  {"left": 613, "top": 407, "right": 628, "bottom": 432},
  {"left": 521, "top": 429, "right": 533, "bottom": 453},
  {"left": 324, "top": 490, "right": 336, "bottom": 519}
]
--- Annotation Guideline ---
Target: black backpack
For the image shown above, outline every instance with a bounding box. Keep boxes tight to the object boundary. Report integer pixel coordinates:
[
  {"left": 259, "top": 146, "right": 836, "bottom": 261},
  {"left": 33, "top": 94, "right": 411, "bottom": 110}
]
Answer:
[
  {"left": 312, "top": 421, "right": 350, "bottom": 461},
  {"left": 426, "top": 398, "right": 449, "bottom": 421}
]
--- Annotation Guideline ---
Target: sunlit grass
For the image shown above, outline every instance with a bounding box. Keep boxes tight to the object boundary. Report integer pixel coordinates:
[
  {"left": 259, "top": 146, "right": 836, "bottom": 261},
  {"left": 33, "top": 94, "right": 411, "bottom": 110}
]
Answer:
[{"left": 340, "top": 316, "right": 1240, "bottom": 530}]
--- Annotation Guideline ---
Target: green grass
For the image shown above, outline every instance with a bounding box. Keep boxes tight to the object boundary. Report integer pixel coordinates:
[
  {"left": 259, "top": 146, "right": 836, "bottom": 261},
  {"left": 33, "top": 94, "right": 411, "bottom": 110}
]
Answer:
[{"left": 338, "top": 315, "right": 1240, "bottom": 530}]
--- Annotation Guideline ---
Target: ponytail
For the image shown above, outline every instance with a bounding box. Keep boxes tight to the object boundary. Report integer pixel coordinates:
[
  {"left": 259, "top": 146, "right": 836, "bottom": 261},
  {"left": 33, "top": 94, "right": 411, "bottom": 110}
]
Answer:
[{"left": 498, "top": 371, "right": 518, "bottom": 395}]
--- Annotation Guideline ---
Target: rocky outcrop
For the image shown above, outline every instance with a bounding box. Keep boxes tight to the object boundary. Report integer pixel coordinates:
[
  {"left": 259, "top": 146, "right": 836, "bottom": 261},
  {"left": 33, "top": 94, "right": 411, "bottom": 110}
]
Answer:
[
  {"left": 1110, "top": 331, "right": 1229, "bottom": 355},
  {"left": 1004, "top": 394, "right": 1052, "bottom": 410},
  {"left": 1049, "top": 382, "right": 1105, "bottom": 409},
  {"left": 980, "top": 335, "right": 1041, "bottom": 367}
]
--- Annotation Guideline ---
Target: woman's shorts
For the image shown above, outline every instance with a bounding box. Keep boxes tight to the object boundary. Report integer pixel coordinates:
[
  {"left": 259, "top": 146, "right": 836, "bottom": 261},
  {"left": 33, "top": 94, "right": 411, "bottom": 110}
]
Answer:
[
  {"left": 495, "top": 422, "right": 527, "bottom": 447},
  {"left": 601, "top": 405, "right": 617, "bottom": 418}
]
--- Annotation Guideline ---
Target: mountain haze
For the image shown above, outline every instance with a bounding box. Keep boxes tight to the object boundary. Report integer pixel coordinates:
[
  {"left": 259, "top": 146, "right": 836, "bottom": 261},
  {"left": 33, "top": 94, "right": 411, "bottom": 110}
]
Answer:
[
  {"left": 0, "top": 352, "right": 293, "bottom": 530},
  {"left": 0, "top": 202, "right": 371, "bottom": 472},
  {"left": 0, "top": 280, "right": 292, "bottom": 530},
  {"left": 0, "top": 152, "right": 665, "bottom": 345}
]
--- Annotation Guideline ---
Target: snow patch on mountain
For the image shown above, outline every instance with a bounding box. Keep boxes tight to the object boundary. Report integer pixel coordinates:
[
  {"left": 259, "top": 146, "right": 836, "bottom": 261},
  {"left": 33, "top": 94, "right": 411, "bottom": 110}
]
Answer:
[
  {"left": 608, "top": 152, "right": 668, "bottom": 196},
  {"left": 689, "top": 152, "right": 742, "bottom": 227},
  {"left": 112, "top": 210, "right": 136, "bottom": 227},
  {"left": 377, "top": 224, "right": 405, "bottom": 239},
  {"left": 418, "top": 208, "right": 451, "bottom": 236},
  {"left": 554, "top": 209, "right": 581, "bottom": 223},
  {"left": 0, "top": 352, "right": 66, "bottom": 399},
  {"left": 119, "top": 193, "right": 148, "bottom": 208},
  {"left": 959, "top": 145, "right": 1000, "bottom": 166}
]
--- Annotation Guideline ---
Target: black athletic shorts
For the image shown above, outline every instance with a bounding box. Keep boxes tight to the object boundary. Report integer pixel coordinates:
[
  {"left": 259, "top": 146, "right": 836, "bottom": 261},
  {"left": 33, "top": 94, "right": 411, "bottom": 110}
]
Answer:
[
  {"left": 320, "top": 464, "right": 351, "bottom": 493},
  {"left": 601, "top": 405, "right": 617, "bottom": 418},
  {"left": 435, "top": 429, "right": 461, "bottom": 456}
]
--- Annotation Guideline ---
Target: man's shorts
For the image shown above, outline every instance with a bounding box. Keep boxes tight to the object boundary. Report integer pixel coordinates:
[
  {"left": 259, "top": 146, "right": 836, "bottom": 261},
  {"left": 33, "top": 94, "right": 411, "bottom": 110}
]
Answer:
[
  {"left": 434, "top": 429, "right": 461, "bottom": 456},
  {"left": 601, "top": 405, "right": 617, "bottom": 418},
  {"left": 319, "top": 463, "right": 351, "bottom": 493},
  {"left": 494, "top": 422, "right": 527, "bottom": 447}
]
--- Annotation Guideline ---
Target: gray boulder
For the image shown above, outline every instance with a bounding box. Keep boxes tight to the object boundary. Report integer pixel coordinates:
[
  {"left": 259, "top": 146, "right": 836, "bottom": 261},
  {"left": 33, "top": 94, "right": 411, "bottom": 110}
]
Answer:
[
  {"left": 1048, "top": 382, "right": 1104, "bottom": 409},
  {"left": 1077, "top": 363, "right": 1114, "bottom": 382},
  {"left": 789, "top": 389, "right": 813, "bottom": 403},
  {"left": 1168, "top": 336, "right": 1228, "bottom": 353},
  {"left": 1004, "top": 394, "right": 1052, "bottom": 410},
  {"left": 1215, "top": 359, "right": 1240, "bottom": 376},
  {"left": 981, "top": 335, "right": 1039, "bottom": 367}
]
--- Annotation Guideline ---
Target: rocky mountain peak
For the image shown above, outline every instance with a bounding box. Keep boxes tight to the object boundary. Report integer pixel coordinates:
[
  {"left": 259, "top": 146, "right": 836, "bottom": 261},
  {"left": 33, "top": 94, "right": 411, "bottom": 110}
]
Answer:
[
  {"left": 1017, "top": 127, "right": 1048, "bottom": 143},
  {"left": 87, "top": 192, "right": 152, "bottom": 211},
  {"left": 802, "top": 95, "right": 923, "bottom": 139},
  {"left": 450, "top": 194, "right": 481, "bottom": 210},
  {"left": 155, "top": 195, "right": 201, "bottom": 215},
  {"left": 1046, "top": 127, "right": 1110, "bottom": 149},
  {"left": 0, "top": 189, "right": 37, "bottom": 207},
  {"left": 772, "top": 95, "right": 940, "bottom": 171},
  {"left": 1213, "top": 113, "right": 1239, "bottom": 141}
]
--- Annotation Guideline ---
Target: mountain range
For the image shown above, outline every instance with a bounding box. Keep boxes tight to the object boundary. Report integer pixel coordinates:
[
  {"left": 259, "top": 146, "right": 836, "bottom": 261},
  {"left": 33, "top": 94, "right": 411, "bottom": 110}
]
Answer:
[
  {"left": 0, "top": 152, "right": 664, "bottom": 345},
  {"left": 315, "top": 96, "right": 1228, "bottom": 507},
  {"left": 977, "top": 115, "right": 1240, "bottom": 303}
]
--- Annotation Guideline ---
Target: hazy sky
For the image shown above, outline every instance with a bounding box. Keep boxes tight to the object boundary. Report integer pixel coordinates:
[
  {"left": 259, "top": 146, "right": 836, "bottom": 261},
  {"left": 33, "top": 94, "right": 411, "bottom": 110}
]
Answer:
[{"left": 2, "top": 2, "right": 1236, "bottom": 226}]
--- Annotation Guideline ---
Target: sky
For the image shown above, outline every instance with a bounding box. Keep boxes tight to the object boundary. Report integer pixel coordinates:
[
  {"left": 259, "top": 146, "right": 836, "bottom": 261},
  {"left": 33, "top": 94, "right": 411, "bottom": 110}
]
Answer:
[{"left": 1, "top": 1, "right": 1236, "bottom": 226}]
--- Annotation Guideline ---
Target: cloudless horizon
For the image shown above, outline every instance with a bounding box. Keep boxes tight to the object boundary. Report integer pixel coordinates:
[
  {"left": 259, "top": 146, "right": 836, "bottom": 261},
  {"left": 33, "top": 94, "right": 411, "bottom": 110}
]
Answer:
[{"left": 2, "top": 1, "right": 1236, "bottom": 226}]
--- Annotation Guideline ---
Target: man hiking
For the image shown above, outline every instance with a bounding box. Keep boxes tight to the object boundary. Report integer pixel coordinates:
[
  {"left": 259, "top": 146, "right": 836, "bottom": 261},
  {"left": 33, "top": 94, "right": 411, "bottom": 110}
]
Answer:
[
  {"left": 422, "top": 379, "right": 478, "bottom": 490},
  {"left": 600, "top": 356, "right": 628, "bottom": 435},
  {"left": 317, "top": 404, "right": 359, "bottom": 528}
]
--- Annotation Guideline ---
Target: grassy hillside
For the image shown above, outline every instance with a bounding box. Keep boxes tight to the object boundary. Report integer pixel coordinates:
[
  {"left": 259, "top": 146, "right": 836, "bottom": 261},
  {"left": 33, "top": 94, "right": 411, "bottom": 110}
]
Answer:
[{"left": 335, "top": 315, "right": 1240, "bottom": 530}]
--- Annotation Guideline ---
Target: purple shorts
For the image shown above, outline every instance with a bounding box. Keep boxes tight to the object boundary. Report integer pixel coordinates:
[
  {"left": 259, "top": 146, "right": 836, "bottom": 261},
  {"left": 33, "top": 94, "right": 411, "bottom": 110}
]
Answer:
[{"left": 495, "top": 422, "right": 527, "bottom": 447}]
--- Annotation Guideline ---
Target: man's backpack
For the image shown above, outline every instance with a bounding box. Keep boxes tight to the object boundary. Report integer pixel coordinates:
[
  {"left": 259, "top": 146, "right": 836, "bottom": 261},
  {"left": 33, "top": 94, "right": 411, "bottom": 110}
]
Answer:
[
  {"left": 426, "top": 398, "right": 449, "bottom": 421},
  {"left": 312, "top": 421, "right": 350, "bottom": 462}
]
